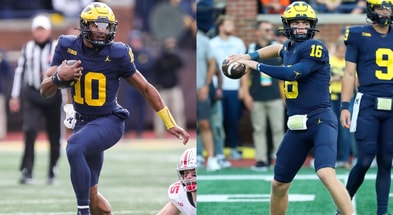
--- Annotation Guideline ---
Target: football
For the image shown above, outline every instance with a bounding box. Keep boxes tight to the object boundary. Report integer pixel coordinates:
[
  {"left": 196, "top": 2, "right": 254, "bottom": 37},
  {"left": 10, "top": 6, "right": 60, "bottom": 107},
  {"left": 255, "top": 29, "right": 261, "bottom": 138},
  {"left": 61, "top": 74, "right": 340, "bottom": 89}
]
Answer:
[
  {"left": 56, "top": 60, "right": 79, "bottom": 88},
  {"left": 221, "top": 58, "right": 246, "bottom": 79}
]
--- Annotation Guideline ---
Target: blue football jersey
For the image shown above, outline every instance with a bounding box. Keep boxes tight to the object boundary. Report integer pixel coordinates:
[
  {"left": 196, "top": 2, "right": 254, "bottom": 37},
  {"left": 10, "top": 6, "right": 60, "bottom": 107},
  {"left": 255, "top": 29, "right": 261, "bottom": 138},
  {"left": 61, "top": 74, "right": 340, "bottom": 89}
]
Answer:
[
  {"left": 280, "top": 39, "right": 331, "bottom": 115},
  {"left": 51, "top": 35, "right": 136, "bottom": 115},
  {"left": 345, "top": 25, "right": 393, "bottom": 97}
]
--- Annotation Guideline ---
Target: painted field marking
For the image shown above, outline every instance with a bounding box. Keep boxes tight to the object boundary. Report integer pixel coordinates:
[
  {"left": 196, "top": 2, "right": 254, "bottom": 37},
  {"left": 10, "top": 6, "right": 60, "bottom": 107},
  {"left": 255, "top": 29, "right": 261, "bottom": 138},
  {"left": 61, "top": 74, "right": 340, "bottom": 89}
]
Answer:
[
  {"left": 198, "top": 173, "right": 384, "bottom": 181},
  {"left": 198, "top": 194, "right": 315, "bottom": 202}
]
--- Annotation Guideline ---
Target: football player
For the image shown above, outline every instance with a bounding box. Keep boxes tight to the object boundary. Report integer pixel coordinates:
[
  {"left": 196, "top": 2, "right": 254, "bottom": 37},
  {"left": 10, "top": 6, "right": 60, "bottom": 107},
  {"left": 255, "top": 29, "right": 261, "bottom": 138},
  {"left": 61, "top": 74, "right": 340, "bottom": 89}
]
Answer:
[
  {"left": 157, "top": 147, "right": 196, "bottom": 215},
  {"left": 340, "top": 0, "right": 393, "bottom": 214},
  {"left": 226, "top": 2, "right": 354, "bottom": 215},
  {"left": 40, "top": 2, "right": 190, "bottom": 215}
]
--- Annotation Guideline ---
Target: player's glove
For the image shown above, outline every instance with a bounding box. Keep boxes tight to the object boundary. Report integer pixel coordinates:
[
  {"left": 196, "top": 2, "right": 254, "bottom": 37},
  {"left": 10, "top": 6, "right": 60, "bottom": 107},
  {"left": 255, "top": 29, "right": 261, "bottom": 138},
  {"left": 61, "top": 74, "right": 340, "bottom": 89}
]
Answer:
[{"left": 63, "top": 104, "right": 76, "bottom": 129}]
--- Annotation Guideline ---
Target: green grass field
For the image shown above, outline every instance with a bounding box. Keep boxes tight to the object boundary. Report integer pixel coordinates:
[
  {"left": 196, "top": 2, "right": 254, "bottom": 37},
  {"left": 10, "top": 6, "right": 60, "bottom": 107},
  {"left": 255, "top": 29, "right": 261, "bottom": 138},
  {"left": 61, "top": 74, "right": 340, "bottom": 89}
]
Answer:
[
  {"left": 0, "top": 136, "right": 194, "bottom": 215},
  {"left": 197, "top": 166, "right": 392, "bottom": 215},
  {"left": 2, "top": 136, "right": 392, "bottom": 215}
]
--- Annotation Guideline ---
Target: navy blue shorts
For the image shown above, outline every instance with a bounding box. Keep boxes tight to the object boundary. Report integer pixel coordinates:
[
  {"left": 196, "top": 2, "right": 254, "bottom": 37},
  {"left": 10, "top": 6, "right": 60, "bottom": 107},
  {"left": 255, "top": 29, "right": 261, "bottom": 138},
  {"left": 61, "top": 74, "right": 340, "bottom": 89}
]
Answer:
[
  {"left": 274, "top": 108, "right": 338, "bottom": 183},
  {"left": 67, "top": 114, "right": 125, "bottom": 186}
]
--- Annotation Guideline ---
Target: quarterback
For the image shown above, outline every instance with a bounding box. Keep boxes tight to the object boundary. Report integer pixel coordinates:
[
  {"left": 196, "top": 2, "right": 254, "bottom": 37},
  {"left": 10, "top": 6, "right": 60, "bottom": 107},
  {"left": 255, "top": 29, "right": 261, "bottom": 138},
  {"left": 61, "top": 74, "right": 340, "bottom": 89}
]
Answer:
[
  {"left": 226, "top": 2, "right": 354, "bottom": 215},
  {"left": 157, "top": 147, "right": 196, "bottom": 215},
  {"left": 40, "top": 2, "right": 189, "bottom": 215}
]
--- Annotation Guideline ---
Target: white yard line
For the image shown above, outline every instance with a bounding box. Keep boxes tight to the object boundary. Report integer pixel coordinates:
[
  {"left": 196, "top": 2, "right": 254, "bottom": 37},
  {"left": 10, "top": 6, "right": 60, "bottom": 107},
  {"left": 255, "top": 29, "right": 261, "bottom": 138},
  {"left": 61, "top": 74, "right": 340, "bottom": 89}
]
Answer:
[{"left": 198, "top": 173, "right": 382, "bottom": 180}]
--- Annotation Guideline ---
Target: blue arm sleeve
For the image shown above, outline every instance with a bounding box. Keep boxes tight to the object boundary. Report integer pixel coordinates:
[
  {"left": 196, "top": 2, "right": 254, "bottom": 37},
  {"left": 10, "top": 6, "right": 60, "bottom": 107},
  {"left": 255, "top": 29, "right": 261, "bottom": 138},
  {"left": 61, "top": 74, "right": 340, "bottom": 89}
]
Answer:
[{"left": 256, "top": 59, "right": 324, "bottom": 81}]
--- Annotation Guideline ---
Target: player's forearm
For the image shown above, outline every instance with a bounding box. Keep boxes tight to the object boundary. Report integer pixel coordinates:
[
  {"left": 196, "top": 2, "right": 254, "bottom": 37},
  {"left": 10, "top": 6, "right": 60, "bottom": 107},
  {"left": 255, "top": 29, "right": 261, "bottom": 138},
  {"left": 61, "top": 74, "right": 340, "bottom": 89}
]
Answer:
[
  {"left": 249, "top": 44, "right": 282, "bottom": 60},
  {"left": 341, "top": 74, "right": 355, "bottom": 102},
  {"left": 341, "top": 63, "right": 356, "bottom": 102},
  {"left": 40, "top": 76, "right": 59, "bottom": 99},
  {"left": 144, "top": 85, "right": 178, "bottom": 130},
  {"left": 142, "top": 84, "right": 166, "bottom": 111}
]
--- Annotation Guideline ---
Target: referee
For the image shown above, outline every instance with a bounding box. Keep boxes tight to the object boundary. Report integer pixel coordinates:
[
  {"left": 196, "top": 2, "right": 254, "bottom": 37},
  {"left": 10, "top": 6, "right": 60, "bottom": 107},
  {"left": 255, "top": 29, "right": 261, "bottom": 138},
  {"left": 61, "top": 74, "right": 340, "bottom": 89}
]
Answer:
[{"left": 9, "top": 15, "right": 63, "bottom": 185}]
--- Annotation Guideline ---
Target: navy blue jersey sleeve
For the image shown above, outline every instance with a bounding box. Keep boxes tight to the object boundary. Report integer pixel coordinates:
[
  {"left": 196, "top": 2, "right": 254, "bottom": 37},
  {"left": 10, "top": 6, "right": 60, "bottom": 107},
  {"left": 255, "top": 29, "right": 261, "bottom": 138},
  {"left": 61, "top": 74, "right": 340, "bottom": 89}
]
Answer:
[
  {"left": 51, "top": 35, "right": 78, "bottom": 66},
  {"left": 259, "top": 39, "right": 328, "bottom": 81},
  {"left": 121, "top": 45, "right": 137, "bottom": 78},
  {"left": 344, "top": 26, "right": 361, "bottom": 63},
  {"left": 257, "top": 59, "right": 324, "bottom": 81},
  {"left": 299, "top": 39, "right": 329, "bottom": 63},
  {"left": 109, "top": 42, "right": 136, "bottom": 79}
]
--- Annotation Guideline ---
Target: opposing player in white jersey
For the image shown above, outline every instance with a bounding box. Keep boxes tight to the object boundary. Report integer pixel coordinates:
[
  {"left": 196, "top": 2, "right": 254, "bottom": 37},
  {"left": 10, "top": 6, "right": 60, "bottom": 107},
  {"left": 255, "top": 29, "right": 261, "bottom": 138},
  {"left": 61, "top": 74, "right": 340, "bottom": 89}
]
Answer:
[{"left": 157, "top": 147, "right": 196, "bottom": 215}]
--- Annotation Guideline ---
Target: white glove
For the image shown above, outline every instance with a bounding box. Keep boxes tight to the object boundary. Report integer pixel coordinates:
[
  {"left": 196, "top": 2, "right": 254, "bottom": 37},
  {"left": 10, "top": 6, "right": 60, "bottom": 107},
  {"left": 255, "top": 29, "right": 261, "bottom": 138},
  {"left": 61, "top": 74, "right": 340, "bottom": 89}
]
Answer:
[{"left": 63, "top": 104, "right": 76, "bottom": 129}]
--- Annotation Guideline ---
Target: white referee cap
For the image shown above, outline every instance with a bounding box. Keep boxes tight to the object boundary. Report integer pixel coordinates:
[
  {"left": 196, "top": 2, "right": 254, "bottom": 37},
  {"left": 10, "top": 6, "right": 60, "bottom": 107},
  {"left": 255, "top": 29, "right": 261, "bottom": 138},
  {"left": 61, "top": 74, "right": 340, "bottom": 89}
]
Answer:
[{"left": 32, "top": 15, "right": 51, "bottom": 30}]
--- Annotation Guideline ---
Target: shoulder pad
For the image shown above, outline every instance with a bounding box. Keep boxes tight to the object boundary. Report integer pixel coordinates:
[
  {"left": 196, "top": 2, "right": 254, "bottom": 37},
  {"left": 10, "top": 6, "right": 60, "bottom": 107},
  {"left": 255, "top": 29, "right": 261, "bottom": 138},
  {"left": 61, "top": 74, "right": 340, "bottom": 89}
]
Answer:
[
  {"left": 299, "top": 39, "right": 329, "bottom": 62},
  {"left": 58, "top": 35, "right": 79, "bottom": 47},
  {"left": 344, "top": 25, "right": 369, "bottom": 45},
  {"left": 106, "top": 42, "right": 130, "bottom": 58}
]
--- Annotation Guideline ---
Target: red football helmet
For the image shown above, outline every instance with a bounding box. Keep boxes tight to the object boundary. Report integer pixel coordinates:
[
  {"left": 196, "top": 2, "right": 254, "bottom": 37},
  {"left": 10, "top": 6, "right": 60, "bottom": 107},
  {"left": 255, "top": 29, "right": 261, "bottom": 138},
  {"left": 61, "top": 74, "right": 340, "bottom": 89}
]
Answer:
[{"left": 177, "top": 147, "right": 197, "bottom": 192}]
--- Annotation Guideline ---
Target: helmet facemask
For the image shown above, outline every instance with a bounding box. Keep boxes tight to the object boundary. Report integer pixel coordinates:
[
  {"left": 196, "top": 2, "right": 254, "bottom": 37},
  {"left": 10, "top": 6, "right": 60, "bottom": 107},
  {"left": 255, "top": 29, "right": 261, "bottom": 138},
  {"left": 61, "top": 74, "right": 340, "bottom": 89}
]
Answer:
[
  {"left": 177, "top": 147, "right": 197, "bottom": 192},
  {"left": 366, "top": 1, "right": 393, "bottom": 25},
  {"left": 177, "top": 169, "right": 197, "bottom": 192},
  {"left": 79, "top": 2, "right": 118, "bottom": 48},
  {"left": 282, "top": 20, "right": 317, "bottom": 42},
  {"left": 80, "top": 19, "right": 118, "bottom": 48}
]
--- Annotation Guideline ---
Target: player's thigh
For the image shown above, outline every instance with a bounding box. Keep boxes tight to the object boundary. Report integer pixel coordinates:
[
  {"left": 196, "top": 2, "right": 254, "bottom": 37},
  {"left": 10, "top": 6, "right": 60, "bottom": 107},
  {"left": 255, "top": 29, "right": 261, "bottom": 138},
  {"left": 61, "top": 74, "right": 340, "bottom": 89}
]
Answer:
[
  {"left": 313, "top": 123, "right": 337, "bottom": 169},
  {"left": 274, "top": 132, "right": 311, "bottom": 183},
  {"left": 70, "top": 116, "right": 124, "bottom": 154},
  {"left": 355, "top": 108, "right": 379, "bottom": 155}
]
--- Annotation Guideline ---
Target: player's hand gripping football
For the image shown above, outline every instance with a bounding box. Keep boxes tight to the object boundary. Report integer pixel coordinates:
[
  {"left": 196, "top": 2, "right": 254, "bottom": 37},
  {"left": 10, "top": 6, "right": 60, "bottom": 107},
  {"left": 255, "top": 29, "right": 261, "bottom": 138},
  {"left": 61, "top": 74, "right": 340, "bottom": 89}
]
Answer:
[
  {"left": 168, "top": 126, "right": 190, "bottom": 145},
  {"left": 224, "top": 54, "right": 259, "bottom": 79},
  {"left": 226, "top": 53, "right": 251, "bottom": 65},
  {"left": 221, "top": 58, "right": 246, "bottom": 79},
  {"left": 57, "top": 60, "right": 84, "bottom": 83}
]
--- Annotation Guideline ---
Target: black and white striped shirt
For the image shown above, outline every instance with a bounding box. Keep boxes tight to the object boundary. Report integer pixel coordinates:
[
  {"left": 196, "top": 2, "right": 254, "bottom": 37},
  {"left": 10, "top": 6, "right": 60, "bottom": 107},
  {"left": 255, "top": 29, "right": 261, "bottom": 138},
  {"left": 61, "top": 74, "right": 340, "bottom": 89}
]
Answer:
[{"left": 11, "top": 39, "right": 57, "bottom": 98}]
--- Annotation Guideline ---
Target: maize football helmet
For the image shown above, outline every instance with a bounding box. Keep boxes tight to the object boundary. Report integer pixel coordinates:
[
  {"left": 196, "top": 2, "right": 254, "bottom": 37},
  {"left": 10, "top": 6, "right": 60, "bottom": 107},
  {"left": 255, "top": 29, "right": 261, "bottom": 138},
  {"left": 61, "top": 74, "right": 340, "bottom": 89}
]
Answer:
[
  {"left": 281, "top": 1, "right": 318, "bottom": 41},
  {"left": 177, "top": 147, "right": 197, "bottom": 192},
  {"left": 366, "top": 0, "right": 393, "bottom": 25},
  {"left": 80, "top": 2, "right": 118, "bottom": 47}
]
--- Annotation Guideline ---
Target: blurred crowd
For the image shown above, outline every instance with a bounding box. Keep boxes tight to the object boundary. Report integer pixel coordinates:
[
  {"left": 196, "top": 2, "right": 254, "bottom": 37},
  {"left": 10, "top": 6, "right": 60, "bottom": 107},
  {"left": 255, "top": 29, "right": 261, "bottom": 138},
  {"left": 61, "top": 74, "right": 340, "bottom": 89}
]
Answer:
[{"left": 257, "top": 0, "right": 366, "bottom": 14}]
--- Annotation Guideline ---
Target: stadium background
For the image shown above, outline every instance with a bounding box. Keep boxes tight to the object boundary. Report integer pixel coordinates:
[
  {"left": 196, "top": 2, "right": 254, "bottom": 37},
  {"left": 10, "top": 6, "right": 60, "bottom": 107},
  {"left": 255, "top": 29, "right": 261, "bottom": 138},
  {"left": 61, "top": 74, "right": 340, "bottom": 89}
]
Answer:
[
  {"left": 0, "top": 0, "right": 196, "bottom": 133},
  {"left": 0, "top": 0, "right": 366, "bottom": 138}
]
